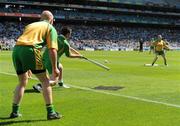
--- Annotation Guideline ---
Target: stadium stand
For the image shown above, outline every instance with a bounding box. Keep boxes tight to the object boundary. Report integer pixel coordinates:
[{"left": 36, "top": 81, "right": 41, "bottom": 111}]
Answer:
[
  {"left": 0, "top": 21, "right": 179, "bottom": 51},
  {"left": 0, "top": 0, "right": 179, "bottom": 51}
]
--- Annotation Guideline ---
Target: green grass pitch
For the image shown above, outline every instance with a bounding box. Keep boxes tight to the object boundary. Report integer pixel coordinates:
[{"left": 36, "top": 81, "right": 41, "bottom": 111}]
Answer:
[{"left": 1, "top": 50, "right": 180, "bottom": 126}]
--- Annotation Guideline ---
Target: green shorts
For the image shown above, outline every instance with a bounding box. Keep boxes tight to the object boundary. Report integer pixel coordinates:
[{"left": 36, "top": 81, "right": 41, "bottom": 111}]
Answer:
[
  {"left": 155, "top": 51, "right": 165, "bottom": 55},
  {"left": 43, "top": 57, "right": 52, "bottom": 75},
  {"left": 42, "top": 50, "right": 60, "bottom": 75},
  {"left": 12, "top": 45, "right": 45, "bottom": 75}
]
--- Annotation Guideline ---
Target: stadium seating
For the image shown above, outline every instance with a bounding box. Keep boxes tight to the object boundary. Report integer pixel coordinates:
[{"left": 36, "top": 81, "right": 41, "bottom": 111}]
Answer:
[
  {"left": 0, "top": 22, "right": 179, "bottom": 50},
  {"left": 0, "top": 6, "right": 178, "bottom": 25},
  {"left": 0, "top": 0, "right": 179, "bottom": 51}
]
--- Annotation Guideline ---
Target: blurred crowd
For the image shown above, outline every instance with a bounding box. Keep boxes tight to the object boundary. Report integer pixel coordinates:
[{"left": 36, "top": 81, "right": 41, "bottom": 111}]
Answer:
[{"left": 0, "top": 21, "right": 180, "bottom": 51}]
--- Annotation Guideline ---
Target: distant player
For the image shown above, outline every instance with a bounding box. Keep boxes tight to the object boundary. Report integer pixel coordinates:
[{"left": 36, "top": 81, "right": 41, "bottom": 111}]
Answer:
[
  {"left": 33, "top": 26, "right": 83, "bottom": 92},
  {"left": 151, "top": 35, "right": 170, "bottom": 66},
  {"left": 139, "top": 38, "right": 144, "bottom": 52}
]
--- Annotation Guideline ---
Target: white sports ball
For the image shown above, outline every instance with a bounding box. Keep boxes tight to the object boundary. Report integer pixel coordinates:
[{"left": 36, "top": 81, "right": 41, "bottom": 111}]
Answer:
[{"left": 104, "top": 60, "right": 109, "bottom": 63}]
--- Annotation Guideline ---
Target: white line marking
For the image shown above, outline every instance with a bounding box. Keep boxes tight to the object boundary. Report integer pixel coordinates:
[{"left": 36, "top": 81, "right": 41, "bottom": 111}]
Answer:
[{"left": 1, "top": 71, "right": 180, "bottom": 108}]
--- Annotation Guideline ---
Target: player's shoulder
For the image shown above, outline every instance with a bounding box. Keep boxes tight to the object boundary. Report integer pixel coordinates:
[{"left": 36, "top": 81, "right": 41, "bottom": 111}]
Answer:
[
  {"left": 27, "top": 21, "right": 54, "bottom": 32},
  {"left": 36, "top": 20, "right": 55, "bottom": 31},
  {"left": 47, "top": 23, "right": 56, "bottom": 31},
  {"left": 58, "top": 35, "right": 69, "bottom": 46},
  {"left": 30, "top": 20, "right": 48, "bottom": 26},
  {"left": 58, "top": 35, "right": 66, "bottom": 41}
]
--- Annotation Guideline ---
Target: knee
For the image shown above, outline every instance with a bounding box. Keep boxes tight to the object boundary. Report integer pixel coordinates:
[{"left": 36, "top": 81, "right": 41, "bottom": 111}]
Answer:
[{"left": 41, "top": 78, "right": 50, "bottom": 87}]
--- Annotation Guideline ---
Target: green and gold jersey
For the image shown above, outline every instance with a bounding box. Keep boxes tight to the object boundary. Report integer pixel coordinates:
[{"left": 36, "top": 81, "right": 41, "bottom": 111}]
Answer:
[
  {"left": 152, "top": 40, "right": 168, "bottom": 51},
  {"left": 16, "top": 20, "right": 58, "bottom": 50}
]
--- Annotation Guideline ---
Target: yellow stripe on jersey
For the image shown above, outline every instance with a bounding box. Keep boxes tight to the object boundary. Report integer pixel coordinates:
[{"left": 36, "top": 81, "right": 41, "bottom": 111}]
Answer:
[
  {"left": 33, "top": 48, "right": 44, "bottom": 70},
  {"left": 153, "top": 40, "right": 166, "bottom": 51}
]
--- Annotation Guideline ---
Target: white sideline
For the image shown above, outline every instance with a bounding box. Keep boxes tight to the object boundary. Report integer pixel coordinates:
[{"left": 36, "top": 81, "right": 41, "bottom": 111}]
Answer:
[{"left": 1, "top": 71, "right": 180, "bottom": 108}]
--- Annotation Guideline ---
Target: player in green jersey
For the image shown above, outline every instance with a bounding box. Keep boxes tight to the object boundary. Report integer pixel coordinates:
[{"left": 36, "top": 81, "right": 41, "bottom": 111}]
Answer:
[{"left": 33, "top": 26, "right": 83, "bottom": 92}]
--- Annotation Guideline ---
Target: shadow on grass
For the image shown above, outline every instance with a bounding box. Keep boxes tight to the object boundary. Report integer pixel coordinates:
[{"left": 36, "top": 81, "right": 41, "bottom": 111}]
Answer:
[
  {"left": 0, "top": 118, "right": 47, "bottom": 125},
  {"left": 24, "top": 89, "right": 40, "bottom": 93},
  {"left": 25, "top": 87, "right": 63, "bottom": 93}
]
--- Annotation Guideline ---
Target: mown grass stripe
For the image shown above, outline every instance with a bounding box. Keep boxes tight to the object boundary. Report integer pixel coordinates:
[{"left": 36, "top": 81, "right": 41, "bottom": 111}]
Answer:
[{"left": 1, "top": 71, "right": 180, "bottom": 108}]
